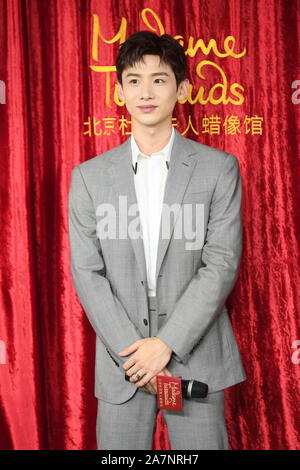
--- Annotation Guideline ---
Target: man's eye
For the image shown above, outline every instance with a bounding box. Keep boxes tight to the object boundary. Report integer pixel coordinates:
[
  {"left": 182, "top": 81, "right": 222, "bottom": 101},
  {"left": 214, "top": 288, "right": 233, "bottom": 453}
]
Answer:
[
  {"left": 129, "top": 79, "right": 138, "bottom": 84},
  {"left": 154, "top": 79, "right": 165, "bottom": 83}
]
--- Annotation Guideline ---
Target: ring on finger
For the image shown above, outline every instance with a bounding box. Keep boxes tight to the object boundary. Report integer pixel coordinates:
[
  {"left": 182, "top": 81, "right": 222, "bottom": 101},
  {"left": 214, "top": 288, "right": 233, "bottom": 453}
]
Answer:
[{"left": 133, "top": 371, "right": 143, "bottom": 381}]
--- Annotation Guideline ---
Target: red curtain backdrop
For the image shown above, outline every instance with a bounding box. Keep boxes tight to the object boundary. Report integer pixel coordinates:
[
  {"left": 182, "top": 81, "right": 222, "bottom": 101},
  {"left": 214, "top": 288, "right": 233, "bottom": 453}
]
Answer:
[{"left": 0, "top": 0, "right": 299, "bottom": 450}]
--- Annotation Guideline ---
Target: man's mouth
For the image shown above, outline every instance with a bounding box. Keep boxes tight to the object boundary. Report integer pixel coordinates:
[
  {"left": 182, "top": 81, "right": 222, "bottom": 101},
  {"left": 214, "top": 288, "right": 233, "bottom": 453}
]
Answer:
[{"left": 137, "top": 106, "right": 158, "bottom": 113}]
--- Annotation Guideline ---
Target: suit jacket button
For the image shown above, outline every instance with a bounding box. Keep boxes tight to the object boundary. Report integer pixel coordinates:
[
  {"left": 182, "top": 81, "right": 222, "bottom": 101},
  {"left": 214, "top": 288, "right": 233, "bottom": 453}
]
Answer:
[{"left": 143, "top": 318, "right": 148, "bottom": 326}]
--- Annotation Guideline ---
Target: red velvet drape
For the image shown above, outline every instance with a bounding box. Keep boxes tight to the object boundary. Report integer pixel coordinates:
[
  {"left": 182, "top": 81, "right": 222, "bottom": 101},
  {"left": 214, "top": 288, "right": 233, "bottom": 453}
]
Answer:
[{"left": 0, "top": 0, "right": 299, "bottom": 450}]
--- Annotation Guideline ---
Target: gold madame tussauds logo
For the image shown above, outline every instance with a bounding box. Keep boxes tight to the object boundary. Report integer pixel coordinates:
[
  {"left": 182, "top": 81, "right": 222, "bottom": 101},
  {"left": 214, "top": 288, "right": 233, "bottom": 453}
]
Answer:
[{"left": 89, "top": 8, "right": 246, "bottom": 107}]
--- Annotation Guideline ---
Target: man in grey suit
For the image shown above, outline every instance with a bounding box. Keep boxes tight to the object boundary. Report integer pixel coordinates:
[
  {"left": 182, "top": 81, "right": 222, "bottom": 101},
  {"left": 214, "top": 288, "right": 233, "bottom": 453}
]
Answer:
[{"left": 68, "top": 31, "right": 246, "bottom": 450}]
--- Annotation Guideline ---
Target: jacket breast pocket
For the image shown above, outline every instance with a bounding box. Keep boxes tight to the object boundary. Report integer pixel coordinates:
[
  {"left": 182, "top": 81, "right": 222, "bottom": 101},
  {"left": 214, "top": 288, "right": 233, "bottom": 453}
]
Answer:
[{"left": 183, "top": 190, "right": 209, "bottom": 202}]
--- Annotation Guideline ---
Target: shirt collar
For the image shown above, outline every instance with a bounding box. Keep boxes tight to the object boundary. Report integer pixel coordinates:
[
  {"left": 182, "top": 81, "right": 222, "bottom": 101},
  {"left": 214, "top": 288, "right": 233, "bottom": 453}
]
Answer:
[{"left": 131, "top": 127, "right": 175, "bottom": 167}]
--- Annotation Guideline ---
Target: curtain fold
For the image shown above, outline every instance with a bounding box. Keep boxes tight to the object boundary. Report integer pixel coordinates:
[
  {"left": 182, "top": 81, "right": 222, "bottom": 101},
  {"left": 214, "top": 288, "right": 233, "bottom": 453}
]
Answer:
[{"left": 0, "top": 0, "right": 299, "bottom": 450}]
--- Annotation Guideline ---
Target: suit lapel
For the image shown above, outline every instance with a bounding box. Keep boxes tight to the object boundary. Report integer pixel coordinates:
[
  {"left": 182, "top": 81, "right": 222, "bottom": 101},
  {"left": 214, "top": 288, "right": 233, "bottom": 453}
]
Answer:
[
  {"left": 107, "top": 129, "right": 198, "bottom": 287},
  {"left": 155, "top": 130, "right": 197, "bottom": 280}
]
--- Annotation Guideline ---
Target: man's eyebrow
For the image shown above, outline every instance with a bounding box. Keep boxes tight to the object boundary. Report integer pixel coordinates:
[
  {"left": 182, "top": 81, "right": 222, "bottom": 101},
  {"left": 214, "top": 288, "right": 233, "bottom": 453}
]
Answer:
[{"left": 125, "top": 72, "right": 170, "bottom": 78}]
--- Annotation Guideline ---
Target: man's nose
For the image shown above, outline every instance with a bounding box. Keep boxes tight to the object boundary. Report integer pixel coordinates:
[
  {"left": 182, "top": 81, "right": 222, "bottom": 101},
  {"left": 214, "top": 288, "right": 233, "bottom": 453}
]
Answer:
[{"left": 140, "top": 82, "right": 154, "bottom": 100}]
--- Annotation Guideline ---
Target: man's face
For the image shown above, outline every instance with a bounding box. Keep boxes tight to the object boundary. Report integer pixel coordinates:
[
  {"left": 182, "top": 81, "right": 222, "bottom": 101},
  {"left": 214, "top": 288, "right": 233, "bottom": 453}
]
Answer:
[{"left": 118, "top": 54, "right": 188, "bottom": 128}]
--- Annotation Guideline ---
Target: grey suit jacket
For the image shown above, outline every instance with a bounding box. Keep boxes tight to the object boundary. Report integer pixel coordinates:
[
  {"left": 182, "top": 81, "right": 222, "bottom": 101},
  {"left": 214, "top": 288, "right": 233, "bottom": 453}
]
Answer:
[{"left": 68, "top": 128, "right": 246, "bottom": 404}]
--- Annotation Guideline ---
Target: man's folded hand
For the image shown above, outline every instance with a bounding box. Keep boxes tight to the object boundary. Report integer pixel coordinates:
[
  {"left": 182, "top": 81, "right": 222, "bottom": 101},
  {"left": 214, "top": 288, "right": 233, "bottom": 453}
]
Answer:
[
  {"left": 141, "top": 367, "right": 173, "bottom": 395},
  {"left": 118, "top": 337, "right": 173, "bottom": 388}
]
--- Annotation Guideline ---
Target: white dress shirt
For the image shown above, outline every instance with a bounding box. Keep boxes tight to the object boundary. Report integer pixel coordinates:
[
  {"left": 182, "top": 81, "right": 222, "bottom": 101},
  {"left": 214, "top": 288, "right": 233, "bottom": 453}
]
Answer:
[{"left": 131, "top": 127, "right": 175, "bottom": 297}]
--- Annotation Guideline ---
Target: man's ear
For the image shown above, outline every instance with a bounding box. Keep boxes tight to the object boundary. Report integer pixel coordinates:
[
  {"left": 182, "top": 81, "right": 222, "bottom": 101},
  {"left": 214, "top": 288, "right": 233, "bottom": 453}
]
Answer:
[
  {"left": 177, "top": 78, "right": 189, "bottom": 101},
  {"left": 117, "top": 82, "right": 125, "bottom": 102}
]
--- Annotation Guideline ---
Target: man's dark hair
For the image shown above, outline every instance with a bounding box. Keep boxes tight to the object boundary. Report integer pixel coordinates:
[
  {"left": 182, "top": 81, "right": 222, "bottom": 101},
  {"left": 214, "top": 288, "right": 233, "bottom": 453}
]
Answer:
[{"left": 116, "top": 31, "right": 187, "bottom": 89}]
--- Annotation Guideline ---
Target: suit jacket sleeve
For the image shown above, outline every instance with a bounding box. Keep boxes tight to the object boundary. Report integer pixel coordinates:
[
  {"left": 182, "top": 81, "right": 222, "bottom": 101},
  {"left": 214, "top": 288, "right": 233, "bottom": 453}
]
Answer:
[
  {"left": 68, "top": 165, "right": 143, "bottom": 365},
  {"left": 156, "top": 153, "right": 243, "bottom": 364}
]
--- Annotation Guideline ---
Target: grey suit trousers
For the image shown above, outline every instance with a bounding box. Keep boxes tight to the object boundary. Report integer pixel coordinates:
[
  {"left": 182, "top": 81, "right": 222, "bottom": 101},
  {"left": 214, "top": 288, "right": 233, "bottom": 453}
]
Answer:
[{"left": 96, "top": 296, "right": 229, "bottom": 450}]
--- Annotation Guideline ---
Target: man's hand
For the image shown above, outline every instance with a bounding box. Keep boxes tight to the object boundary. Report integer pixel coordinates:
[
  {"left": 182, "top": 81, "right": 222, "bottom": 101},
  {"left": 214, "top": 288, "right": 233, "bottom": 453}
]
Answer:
[
  {"left": 141, "top": 367, "right": 173, "bottom": 395},
  {"left": 118, "top": 337, "right": 172, "bottom": 388}
]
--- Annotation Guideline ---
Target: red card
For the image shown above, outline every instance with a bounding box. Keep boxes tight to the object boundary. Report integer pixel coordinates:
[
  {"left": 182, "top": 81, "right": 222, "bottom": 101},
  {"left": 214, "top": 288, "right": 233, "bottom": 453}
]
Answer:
[{"left": 156, "top": 375, "right": 183, "bottom": 411}]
